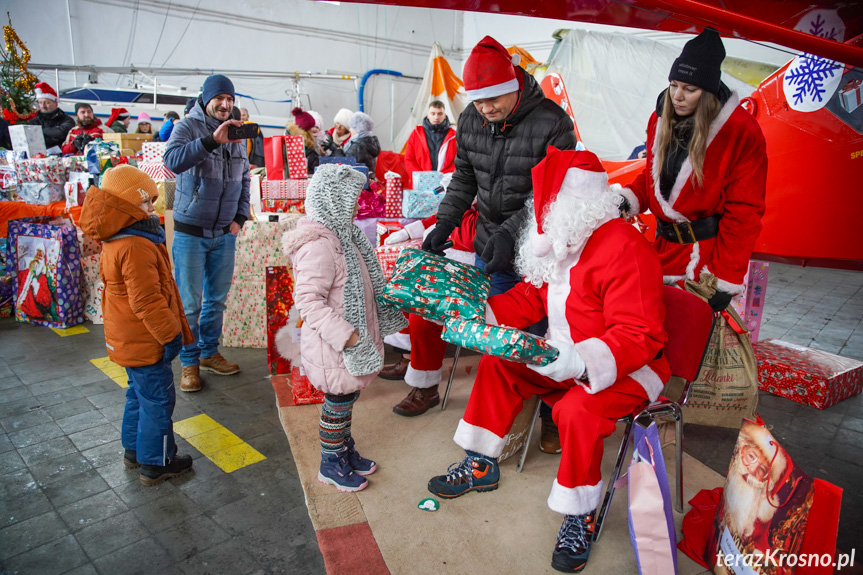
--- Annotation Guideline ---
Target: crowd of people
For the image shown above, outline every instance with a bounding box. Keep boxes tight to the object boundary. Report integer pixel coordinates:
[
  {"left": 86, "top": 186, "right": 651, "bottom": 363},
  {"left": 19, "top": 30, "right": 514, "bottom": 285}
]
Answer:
[{"left": 20, "top": 26, "right": 766, "bottom": 573}]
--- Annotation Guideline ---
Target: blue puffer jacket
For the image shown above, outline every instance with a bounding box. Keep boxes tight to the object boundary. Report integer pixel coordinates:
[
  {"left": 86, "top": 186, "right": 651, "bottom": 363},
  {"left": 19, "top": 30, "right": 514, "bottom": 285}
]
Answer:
[{"left": 163, "top": 100, "right": 250, "bottom": 237}]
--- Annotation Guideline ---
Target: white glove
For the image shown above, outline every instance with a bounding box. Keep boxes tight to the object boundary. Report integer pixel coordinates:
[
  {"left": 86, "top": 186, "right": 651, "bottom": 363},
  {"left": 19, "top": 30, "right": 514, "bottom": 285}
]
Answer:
[
  {"left": 383, "top": 229, "right": 410, "bottom": 245},
  {"left": 527, "top": 340, "right": 585, "bottom": 383}
]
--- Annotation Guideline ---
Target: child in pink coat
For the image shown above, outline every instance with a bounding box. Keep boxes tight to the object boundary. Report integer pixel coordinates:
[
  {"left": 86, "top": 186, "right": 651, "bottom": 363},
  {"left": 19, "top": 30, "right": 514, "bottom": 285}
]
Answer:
[{"left": 281, "top": 164, "right": 407, "bottom": 491}]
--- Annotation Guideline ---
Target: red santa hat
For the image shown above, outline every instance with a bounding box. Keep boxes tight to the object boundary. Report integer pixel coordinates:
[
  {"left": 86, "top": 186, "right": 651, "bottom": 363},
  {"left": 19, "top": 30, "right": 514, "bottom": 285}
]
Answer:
[
  {"left": 106, "top": 107, "right": 129, "bottom": 127},
  {"left": 34, "top": 82, "right": 58, "bottom": 102},
  {"left": 530, "top": 147, "right": 609, "bottom": 257},
  {"left": 463, "top": 36, "right": 522, "bottom": 101}
]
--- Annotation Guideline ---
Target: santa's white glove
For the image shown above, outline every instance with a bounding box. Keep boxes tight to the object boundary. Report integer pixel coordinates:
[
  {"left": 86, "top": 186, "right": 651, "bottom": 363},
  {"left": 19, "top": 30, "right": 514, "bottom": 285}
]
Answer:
[
  {"left": 527, "top": 340, "right": 585, "bottom": 383},
  {"left": 383, "top": 229, "right": 409, "bottom": 245}
]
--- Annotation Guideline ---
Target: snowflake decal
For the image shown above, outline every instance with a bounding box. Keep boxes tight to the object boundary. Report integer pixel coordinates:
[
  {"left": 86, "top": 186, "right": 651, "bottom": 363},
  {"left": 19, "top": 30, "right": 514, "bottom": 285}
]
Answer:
[
  {"left": 808, "top": 14, "right": 839, "bottom": 40},
  {"left": 784, "top": 54, "right": 842, "bottom": 105}
]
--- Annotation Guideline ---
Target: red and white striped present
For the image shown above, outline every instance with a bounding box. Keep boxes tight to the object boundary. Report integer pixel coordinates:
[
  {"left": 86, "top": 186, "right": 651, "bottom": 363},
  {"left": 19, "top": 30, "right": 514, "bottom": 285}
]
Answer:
[
  {"left": 138, "top": 160, "right": 176, "bottom": 180},
  {"left": 141, "top": 142, "right": 167, "bottom": 162},
  {"left": 261, "top": 178, "right": 308, "bottom": 199},
  {"left": 385, "top": 171, "right": 403, "bottom": 218},
  {"left": 285, "top": 135, "right": 306, "bottom": 179}
]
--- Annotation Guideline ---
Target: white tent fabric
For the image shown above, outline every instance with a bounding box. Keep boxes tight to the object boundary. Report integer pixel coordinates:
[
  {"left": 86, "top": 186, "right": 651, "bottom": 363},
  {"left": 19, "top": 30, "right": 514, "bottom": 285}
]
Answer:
[
  {"left": 393, "top": 42, "right": 469, "bottom": 152},
  {"left": 546, "top": 29, "right": 754, "bottom": 160}
]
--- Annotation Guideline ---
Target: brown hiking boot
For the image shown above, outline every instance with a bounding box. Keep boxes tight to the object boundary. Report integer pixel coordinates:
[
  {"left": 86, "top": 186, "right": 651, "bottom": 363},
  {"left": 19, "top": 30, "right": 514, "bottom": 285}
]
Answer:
[
  {"left": 393, "top": 385, "right": 440, "bottom": 417},
  {"left": 378, "top": 357, "right": 410, "bottom": 381},
  {"left": 180, "top": 365, "right": 202, "bottom": 392},
  {"left": 199, "top": 353, "right": 240, "bottom": 375},
  {"left": 539, "top": 415, "right": 562, "bottom": 454}
]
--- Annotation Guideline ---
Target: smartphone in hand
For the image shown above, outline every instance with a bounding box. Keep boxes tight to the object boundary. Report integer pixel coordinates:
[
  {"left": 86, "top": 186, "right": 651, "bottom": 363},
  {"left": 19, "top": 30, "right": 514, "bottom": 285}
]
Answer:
[{"left": 227, "top": 123, "right": 259, "bottom": 140}]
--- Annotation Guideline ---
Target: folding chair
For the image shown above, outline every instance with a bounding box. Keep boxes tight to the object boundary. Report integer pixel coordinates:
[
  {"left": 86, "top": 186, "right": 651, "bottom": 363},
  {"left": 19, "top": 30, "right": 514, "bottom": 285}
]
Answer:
[
  {"left": 509, "top": 286, "right": 714, "bottom": 539},
  {"left": 592, "top": 285, "right": 714, "bottom": 540},
  {"left": 440, "top": 346, "right": 461, "bottom": 411}
]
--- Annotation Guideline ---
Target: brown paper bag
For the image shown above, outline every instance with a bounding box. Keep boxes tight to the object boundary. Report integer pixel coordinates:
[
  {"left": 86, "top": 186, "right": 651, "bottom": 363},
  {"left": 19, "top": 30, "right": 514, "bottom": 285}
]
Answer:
[{"left": 682, "top": 274, "right": 758, "bottom": 428}]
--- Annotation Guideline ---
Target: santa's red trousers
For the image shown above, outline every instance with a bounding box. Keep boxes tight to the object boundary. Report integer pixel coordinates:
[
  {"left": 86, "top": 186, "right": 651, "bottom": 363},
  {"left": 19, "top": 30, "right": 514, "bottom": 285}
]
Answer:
[{"left": 455, "top": 355, "right": 649, "bottom": 515}]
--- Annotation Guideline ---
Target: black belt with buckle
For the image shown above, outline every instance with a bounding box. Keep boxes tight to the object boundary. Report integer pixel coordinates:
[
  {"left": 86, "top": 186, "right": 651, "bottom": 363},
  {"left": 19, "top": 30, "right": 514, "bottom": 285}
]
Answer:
[{"left": 655, "top": 215, "right": 721, "bottom": 245}]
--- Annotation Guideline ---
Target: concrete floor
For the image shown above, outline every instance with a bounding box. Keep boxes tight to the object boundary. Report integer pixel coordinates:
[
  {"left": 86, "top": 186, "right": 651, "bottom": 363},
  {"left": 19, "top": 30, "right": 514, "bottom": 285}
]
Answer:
[{"left": 0, "top": 261, "right": 861, "bottom": 574}]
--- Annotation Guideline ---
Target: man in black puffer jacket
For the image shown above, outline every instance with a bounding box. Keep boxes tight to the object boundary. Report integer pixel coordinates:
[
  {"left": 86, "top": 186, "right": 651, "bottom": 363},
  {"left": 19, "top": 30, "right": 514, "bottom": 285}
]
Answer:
[
  {"left": 424, "top": 35, "right": 576, "bottom": 283},
  {"left": 28, "top": 82, "right": 75, "bottom": 150}
]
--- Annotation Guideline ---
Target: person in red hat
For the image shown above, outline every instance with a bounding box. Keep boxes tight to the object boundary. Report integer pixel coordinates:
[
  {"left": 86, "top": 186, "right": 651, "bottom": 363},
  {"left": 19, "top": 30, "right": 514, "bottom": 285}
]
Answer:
[
  {"left": 427, "top": 148, "right": 669, "bottom": 573},
  {"left": 61, "top": 103, "right": 107, "bottom": 155},
  {"left": 619, "top": 28, "right": 767, "bottom": 311},
  {"left": 287, "top": 107, "right": 321, "bottom": 175},
  {"left": 29, "top": 82, "right": 74, "bottom": 150},
  {"left": 106, "top": 107, "right": 131, "bottom": 133},
  {"left": 385, "top": 35, "right": 576, "bottom": 421}
]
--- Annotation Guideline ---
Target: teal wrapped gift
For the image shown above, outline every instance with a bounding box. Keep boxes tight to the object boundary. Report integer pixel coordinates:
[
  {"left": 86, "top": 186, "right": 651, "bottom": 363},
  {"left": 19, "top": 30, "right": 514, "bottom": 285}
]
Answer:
[
  {"left": 442, "top": 318, "right": 560, "bottom": 366},
  {"left": 379, "top": 248, "right": 489, "bottom": 322},
  {"left": 402, "top": 190, "right": 443, "bottom": 218},
  {"left": 412, "top": 171, "right": 444, "bottom": 191}
]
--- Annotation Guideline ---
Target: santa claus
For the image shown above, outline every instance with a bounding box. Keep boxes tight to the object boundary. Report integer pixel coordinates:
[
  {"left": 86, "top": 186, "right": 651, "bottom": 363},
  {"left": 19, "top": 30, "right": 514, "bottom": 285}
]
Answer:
[{"left": 426, "top": 147, "right": 670, "bottom": 573}]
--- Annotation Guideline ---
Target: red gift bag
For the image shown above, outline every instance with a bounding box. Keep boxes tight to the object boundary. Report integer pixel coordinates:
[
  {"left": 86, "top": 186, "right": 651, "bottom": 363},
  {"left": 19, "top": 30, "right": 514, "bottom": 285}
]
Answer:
[
  {"left": 679, "top": 416, "right": 843, "bottom": 574},
  {"left": 266, "top": 266, "right": 294, "bottom": 375},
  {"left": 291, "top": 365, "right": 324, "bottom": 405},
  {"left": 264, "top": 135, "right": 286, "bottom": 180}
]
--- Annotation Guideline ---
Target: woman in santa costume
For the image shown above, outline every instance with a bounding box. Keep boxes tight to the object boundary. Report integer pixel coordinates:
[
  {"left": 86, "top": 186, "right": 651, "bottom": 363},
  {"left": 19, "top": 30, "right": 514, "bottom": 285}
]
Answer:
[
  {"left": 427, "top": 148, "right": 670, "bottom": 573},
  {"left": 619, "top": 27, "right": 767, "bottom": 311}
]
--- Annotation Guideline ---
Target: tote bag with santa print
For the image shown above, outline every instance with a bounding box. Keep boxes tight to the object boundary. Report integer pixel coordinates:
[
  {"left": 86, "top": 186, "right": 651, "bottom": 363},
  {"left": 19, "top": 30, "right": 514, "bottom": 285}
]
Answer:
[
  {"left": 709, "top": 416, "right": 841, "bottom": 575},
  {"left": 7, "top": 217, "right": 84, "bottom": 329}
]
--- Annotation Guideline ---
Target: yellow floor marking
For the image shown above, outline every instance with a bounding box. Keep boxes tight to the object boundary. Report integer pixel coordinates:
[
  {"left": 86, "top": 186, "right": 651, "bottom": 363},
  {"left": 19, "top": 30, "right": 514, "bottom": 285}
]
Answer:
[
  {"left": 90, "top": 357, "right": 128, "bottom": 388},
  {"left": 51, "top": 325, "right": 90, "bottom": 336},
  {"left": 174, "top": 414, "right": 266, "bottom": 473}
]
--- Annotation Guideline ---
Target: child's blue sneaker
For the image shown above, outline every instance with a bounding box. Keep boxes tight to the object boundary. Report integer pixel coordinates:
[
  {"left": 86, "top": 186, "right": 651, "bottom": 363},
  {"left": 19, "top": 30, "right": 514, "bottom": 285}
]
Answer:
[
  {"left": 318, "top": 449, "right": 369, "bottom": 492},
  {"left": 345, "top": 437, "right": 377, "bottom": 476},
  {"left": 427, "top": 451, "right": 499, "bottom": 498},
  {"left": 551, "top": 512, "right": 596, "bottom": 573}
]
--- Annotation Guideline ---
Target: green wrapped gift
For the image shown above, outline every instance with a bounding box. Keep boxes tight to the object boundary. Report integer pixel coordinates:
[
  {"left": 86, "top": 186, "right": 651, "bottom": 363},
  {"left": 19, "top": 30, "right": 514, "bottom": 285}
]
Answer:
[
  {"left": 442, "top": 318, "right": 560, "bottom": 366},
  {"left": 379, "top": 248, "right": 490, "bottom": 322}
]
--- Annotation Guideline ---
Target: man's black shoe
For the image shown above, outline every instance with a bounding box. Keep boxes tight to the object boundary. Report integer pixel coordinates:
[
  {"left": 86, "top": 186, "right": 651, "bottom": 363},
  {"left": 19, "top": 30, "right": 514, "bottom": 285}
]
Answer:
[{"left": 140, "top": 454, "right": 193, "bottom": 486}]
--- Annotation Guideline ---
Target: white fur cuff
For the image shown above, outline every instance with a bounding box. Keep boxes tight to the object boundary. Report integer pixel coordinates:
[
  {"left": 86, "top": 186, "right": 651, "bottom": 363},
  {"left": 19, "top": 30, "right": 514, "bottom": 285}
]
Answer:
[
  {"left": 574, "top": 338, "right": 617, "bottom": 394},
  {"left": 628, "top": 365, "right": 665, "bottom": 402},
  {"left": 714, "top": 275, "right": 746, "bottom": 296},
  {"left": 453, "top": 419, "right": 507, "bottom": 459},
  {"left": 618, "top": 187, "right": 640, "bottom": 217},
  {"left": 383, "top": 332, "right": 411, "bottom": 351},
  {"left": 485, "top": 304, "right": 498, "bottom": 326},
  {"left": 405, "top": 219, "right": 427, "bottom": 240},
  {"left": 547, "top": 479, "right": 604, "bottom": 516},
  {"left": 405, "top": 365, "right": 443, "bottom": 389}
]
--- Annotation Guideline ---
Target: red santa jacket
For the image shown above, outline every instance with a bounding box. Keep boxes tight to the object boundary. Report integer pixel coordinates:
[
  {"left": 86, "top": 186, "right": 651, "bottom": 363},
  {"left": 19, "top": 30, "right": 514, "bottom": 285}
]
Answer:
[
  {"left": 404, "top": 125, "right": 457, "bottom": 176},
  {"left": 16, "top": 270, "right": 52, "bottom": 319},
  {"left": 61, "top": 119, "right": 107, "bottom": 155},
  {"left": 620, "top": 92, "right": 767, "bottom": 294},
  {"left": 488, "top": 218, "right": 670, "bottom": 401}
]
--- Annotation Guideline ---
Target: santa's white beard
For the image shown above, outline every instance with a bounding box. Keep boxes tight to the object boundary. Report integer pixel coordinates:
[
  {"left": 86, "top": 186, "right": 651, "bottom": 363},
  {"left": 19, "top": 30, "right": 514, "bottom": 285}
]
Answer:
[
  {"left": 723, "top": 464, "right": 777, "bottom": 539},
  {"left": 515, "top": 193, "right": 621, "bottom": 287}
]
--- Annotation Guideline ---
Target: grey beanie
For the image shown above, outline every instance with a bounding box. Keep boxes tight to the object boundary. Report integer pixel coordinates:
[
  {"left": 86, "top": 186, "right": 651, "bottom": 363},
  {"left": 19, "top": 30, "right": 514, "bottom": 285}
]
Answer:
[{"left": 348, "top": 111, "right": 374, "bottom": 133}]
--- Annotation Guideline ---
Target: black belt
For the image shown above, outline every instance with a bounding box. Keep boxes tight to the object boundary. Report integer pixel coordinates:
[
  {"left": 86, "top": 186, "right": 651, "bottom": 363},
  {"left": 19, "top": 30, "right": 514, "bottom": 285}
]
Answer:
[{"left": 655, "top": 215, "right": 721, "bottom": 245}]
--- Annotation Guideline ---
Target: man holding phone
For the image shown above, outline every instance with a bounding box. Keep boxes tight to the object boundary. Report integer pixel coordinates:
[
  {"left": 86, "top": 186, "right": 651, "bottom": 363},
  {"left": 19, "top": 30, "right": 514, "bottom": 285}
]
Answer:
[{"left": 164, "top": 74, "right": 250, "bottom": 393}]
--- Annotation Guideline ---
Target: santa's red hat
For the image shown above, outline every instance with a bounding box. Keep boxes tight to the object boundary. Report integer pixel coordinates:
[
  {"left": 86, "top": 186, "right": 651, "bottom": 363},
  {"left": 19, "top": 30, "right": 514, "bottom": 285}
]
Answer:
[
  {"left": 463, "top": 36, "right": 522, "bottom": 101},
  {"left": 106, "top": 107, "right": 129, "bottom": 127},
  {"left": 34, "top": 82, "right": 58, "bottom": 102},
  {"left": 530, "top": 147, "right": 609, "bottom": 256}
]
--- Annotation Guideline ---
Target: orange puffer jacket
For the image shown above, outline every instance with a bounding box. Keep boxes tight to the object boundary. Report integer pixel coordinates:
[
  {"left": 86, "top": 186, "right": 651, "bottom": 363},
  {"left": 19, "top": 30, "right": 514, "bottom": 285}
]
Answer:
[{"left": 79, "top": 186, "right": 193, "bottom": 367}]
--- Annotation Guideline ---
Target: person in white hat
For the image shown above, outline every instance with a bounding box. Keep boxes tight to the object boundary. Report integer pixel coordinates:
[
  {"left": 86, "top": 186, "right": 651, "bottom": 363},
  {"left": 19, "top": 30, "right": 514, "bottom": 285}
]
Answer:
[
  {"left": 427, "top": 148, "right": 669, "bottom": 573},
  {"left": 29, "top": 82, "right": 74, "bottom": 149}
]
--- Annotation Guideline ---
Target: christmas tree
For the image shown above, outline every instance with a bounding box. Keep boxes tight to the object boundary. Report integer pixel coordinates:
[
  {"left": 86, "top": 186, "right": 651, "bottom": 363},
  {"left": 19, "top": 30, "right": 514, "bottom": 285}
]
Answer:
[{"left": 1, "top": 13, "right": 37, "bottom": 124}]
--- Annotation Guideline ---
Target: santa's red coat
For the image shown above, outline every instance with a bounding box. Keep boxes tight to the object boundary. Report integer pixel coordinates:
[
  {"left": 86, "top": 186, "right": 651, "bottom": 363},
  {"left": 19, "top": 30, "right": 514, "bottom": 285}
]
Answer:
[
  {"left": 488, "top": 218, "right": 670, "bottom": 401},
  {"left": 620, "top": 92, "right": 767, "bottom": 294},
  {"left": 17, "top": 270, "right": 52, "bottom": 319},
  {"left": 404, "top": 125, "right": 457, "bottom": 176}
]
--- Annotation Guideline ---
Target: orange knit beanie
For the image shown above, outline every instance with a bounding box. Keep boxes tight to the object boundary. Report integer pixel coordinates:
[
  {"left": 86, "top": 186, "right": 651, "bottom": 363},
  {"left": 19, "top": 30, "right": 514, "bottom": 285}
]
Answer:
[{"left": 101, "top": 165, "right": 157, "bottom": 205}]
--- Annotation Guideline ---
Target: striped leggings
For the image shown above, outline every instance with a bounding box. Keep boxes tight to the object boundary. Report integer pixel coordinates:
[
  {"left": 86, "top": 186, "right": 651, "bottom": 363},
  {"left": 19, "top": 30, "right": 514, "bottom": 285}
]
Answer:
[{"left": 319, "top": 392, "right": 359, "bottom": 453}]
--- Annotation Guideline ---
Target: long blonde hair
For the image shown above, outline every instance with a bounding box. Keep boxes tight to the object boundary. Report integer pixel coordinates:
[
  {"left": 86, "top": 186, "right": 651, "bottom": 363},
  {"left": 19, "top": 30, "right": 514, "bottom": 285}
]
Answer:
[{"left": 655, "top": 87, "right": 722, "bottom": 187}]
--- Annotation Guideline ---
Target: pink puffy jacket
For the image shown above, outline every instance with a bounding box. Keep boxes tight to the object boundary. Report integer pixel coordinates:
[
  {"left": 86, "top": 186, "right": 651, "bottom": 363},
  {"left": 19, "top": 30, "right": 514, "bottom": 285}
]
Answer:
[{"left": 283, "top": 219, "right": 383, "bottom": 395}]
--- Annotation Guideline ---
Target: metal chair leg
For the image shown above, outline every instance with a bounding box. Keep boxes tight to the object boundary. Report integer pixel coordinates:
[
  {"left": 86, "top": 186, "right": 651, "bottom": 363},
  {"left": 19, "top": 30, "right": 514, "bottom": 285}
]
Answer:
[
  {"left": 440, "top": 347, "right": 461, "bottom": 411},
  {"left": 593, "top": 417, "right": 635, "bottom": 542},
  {"left": 672, "top": 406, "right": 684, "bottom": 513},
  {"left": 516, "top": 398, "right": 542, "bottom": 474}
]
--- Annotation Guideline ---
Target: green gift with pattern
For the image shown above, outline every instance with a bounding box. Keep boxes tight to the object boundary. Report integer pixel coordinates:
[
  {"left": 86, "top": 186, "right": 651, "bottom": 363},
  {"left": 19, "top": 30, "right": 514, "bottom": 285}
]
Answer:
[
  {"left": 378, "top": 248, "right": 490, "bottom": 322},
  {"left": 442, "top": 318, "right": 560, "bottom": 366}
]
